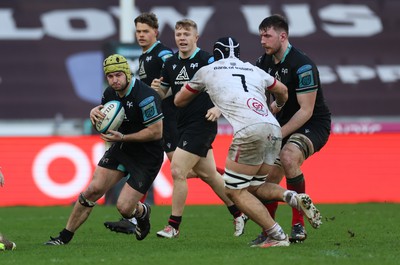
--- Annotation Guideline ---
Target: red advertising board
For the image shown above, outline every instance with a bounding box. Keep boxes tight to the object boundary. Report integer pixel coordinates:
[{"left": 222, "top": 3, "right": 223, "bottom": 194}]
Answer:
[{"left": 0, "top": 134, "right": 399, "bottom": 206}]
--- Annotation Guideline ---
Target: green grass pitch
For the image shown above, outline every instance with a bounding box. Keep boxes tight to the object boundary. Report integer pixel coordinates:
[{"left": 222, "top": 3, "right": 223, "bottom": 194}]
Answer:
[{"left": 0, "top": 203, "right": 398, "bottom": 265}]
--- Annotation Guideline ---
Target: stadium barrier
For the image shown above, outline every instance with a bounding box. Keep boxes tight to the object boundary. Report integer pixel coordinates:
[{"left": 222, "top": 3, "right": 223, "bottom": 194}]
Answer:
[{"left": 0, "top": 134, "right": 399, "bottom": 206}]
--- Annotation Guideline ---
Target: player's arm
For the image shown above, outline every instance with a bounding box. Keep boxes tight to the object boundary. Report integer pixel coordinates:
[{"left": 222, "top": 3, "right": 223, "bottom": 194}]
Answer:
[
  {"left": 174, "top": 83, "right": 199, "bottom": 107},
  {"left": 102, "top": 119, "right": 162, "bottom": 143},
  {"left": 268, "top": 79, "right": 288, "bottom": 114},
  {"left": 102, "top": 96, "right": 164, "bottom": 143},
  {"left": 280, "top": 91, "right": 316, "bottom": 139}
]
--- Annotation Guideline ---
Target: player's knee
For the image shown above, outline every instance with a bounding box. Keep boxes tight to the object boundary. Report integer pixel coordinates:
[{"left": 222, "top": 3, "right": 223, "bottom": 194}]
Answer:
[
  {"left": 170, "top": 166, "right": 187, "bottom": 181},
  {"left": 280, "top": 148, "right": 297, "bottom": 167}
]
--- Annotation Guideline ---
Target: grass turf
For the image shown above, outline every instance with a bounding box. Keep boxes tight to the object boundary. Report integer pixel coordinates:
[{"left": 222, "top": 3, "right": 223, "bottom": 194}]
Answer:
[{"left": 0, "top": 203, "right": 398, "bottom": 265}]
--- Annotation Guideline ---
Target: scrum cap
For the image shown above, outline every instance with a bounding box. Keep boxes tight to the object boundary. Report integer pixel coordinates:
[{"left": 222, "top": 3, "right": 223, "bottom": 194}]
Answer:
[
  {"left": 213, "top": 37, "right": 240, "bottom": 60},
  {"left": 103, "top": 54, "right": 132, "bottom": 83}
]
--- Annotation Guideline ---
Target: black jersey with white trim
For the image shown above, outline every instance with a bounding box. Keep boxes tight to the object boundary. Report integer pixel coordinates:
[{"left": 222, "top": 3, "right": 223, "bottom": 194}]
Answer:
[
  {"left": 256, "top": 45, "right": 331, "bottom": 126},
  {"left": 101, "top": 78, "right": 164, "bottom": 155},
  {"left": 138, "top": 41, "right": 173, "bottom": 86},
  {"left": 160, "top": 48, "right": 214, "bottom": 127}
]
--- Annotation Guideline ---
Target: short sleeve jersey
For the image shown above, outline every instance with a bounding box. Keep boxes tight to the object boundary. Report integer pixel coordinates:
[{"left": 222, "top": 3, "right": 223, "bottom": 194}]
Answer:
[
  {"left": 160, "top": 48, "right": 215, "bottom": 128},
  {"left": 101, "top": 79, "right": 164, "bottom": 155},
  {"left": 186, "top": 58, "right": 280, "bottom": 134},
  {"left": 256, "top": 44, "right": 331, "bottom": 126},
  {"left": 138, "top": 41, "right": 173, "bottom": 86}
]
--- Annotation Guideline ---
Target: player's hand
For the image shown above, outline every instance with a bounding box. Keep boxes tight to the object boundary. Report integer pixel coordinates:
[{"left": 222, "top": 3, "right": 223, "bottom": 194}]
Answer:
[
  {"left": 206, "top": 107, "right": 221, "bottom": 122},
  {"left": 100, "top": 130, "right": 124, "bottom": 142},
  {"left": 90, "top": 105, "right": 105, "bottom": 125},
  {"left": 270, "top": 101, "right": 283, "bottom": 115},
  {"left": 151, "top": 77, "right": 162, "bottom": 91}
]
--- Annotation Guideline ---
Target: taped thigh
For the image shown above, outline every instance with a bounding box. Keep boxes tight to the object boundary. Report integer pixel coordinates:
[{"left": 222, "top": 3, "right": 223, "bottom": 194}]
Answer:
[
  {"left": 223, "top": 169, "right": 252, "bottom": 190},
  {"left": 287, "top": 133, "right": 313, "bottom": 159}
]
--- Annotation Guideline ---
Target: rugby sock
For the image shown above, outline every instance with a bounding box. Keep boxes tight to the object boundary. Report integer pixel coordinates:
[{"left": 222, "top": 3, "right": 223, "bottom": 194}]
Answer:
[
  {"left": 216, "top": 167, "right": 225, "bottom": 175},
  {"left": 139, "top": 192, "right": 147, "bottom": 203},
  {"left": 263, "top": 200, "right": 278, "bottom": 219},
  {"left": 135, "top": 203, "right": 148, "bottom": 219},
  {"left": 168, "top": 215, "right": 182, "bottom": 230},
  {"left": 286, "top": 174, "right": 305, "bottom": 226},
  {"left": 263, "top": 222, "right": 285, "bottom": 240},
  {"left": 60, "top": 228, "right": 74, "bottom": 243},
  {"left": 227, "top": 204, "right": 242, "bottom": 219}
]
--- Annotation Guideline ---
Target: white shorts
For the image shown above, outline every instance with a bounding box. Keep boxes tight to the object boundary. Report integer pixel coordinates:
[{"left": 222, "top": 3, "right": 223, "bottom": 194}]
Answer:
[{"left": 228, "top": 123, "right": 282, "bottom": 166}]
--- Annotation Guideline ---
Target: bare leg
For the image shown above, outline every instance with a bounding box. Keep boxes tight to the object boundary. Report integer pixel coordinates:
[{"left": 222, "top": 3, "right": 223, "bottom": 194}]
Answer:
[
  {"left": 169, "top": 148, "right": 200, "bottom": 216},
  {"left": 66, "top": 167, "right": 123, "bottom": 232}
]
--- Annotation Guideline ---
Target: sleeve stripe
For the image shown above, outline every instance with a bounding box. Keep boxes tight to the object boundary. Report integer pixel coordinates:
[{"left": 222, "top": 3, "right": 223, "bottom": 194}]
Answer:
[
  {"left": 267, "top": 78, "right": 277, "bottom": 90},
  {"left": 185, "top": 83, "right": 200, "bottom": 94}
]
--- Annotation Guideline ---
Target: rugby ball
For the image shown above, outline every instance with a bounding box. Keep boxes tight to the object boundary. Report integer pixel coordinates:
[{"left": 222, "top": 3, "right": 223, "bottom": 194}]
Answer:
[{"left": 95, "top": 100, "right": 125, "bottom": 133}]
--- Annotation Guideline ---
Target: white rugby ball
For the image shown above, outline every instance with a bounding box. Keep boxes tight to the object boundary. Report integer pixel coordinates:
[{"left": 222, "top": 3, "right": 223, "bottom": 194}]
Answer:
[{"left": 95, "top": 100, "right": 125, "bottom": 133}]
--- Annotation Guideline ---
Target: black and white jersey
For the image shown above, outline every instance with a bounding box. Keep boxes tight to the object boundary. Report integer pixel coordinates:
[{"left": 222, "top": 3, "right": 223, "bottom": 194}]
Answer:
[
  {"left": 138, "top": 41, "right": 173, "bottom": 86},
  {"left": 256, "top": 44, "right": 331, "bottom": 126},
  {"left": 101, "top": 79, "right": 164, "bottom": 155},
  {"left": 160, "top": 48, "right": 215, "bottom": 128}
]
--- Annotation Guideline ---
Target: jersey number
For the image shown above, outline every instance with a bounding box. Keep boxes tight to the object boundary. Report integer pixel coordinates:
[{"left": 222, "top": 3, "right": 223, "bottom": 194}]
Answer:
[{"left": 232, "top": 74, "right": 248, "bottom": 92}]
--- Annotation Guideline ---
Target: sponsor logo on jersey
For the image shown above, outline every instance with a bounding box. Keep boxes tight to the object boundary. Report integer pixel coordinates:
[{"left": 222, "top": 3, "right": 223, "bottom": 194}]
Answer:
[
  {"left": 247, "top": 97, "right": 269, "bottom": 116},
  {"left": 176, "top": 66, "right": 189, "bottom": 81}
]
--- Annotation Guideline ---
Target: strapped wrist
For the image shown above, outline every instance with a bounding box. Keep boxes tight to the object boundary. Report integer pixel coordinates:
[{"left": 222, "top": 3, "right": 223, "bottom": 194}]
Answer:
[{"left": 275, "top": 101, "right": 285, "bottom": 108}]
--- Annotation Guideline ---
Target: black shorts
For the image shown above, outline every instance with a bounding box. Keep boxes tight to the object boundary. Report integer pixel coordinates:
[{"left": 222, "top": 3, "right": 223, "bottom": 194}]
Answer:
[
  {"left": 161, "top": 96, "right": 179, "bottom": 153},
  {"left": 178, "top": 120, "right": 217, "bottom": 157},
  {"left": 98, "top": 143, "right": 163, "bottom": 194},
  {"left": 283, "top": 117, "right": 331, "bottom": 152}
]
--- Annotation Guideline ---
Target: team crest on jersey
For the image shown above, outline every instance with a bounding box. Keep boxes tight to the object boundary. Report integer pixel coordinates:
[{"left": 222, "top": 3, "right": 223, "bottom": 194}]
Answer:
[
  {"left": 247, "top": 97, "right": 268, "bottom": 116},
  {"left": 126, "top": 101, "right": 134, "bottom": 109},
  {"left": 190, "top": 63, "right": 198, "bottom": 69},
  {"left": 176, "top": 66, "right": 189, "bottom": 81}
]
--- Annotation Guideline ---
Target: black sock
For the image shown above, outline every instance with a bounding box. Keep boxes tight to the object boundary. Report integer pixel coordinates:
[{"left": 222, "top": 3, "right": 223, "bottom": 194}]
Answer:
[
  {"left": 60, "top": 228, "right": 74, "bottom": 243},
  {"left": 168, "top": 215, "right": 182, "bottom": 230},
  {"left": 227, "top": 205, "right": 241, "bottom": 218}
]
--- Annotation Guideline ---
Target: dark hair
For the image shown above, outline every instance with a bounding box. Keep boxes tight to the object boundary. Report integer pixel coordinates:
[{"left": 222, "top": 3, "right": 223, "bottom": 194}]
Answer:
[
  {"left": 259, "top": 14, "right": 289, "bottom": 35},
  {"left": 134, "top": 12, "right": 159, "bottom": 29}
]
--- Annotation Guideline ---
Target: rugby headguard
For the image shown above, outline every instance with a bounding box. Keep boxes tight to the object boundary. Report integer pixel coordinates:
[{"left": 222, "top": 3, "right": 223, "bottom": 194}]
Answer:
[
  {"left": 103, "top": 54, "right": 132, "bottom": 83},
  {"left": 213, "top": 37, "right": 240, "bottom": 60}
]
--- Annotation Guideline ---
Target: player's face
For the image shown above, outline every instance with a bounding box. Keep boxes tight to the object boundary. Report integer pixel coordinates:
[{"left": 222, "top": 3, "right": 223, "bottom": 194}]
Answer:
[
  {"left": 259, "top": 27, "right": 283, "bottom": 56},
  {"left": 175, "top": 26, "right": 199, "bottom": 58},
  {"left": 106, "top": 72, "right": 128, "bottom": 92},
  {"left": 135, "top": 22, "right": 158, "bottom": 51}
]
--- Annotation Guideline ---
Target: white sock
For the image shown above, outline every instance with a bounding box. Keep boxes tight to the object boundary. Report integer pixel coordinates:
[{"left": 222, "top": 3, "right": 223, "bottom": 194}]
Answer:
[
  {"left": 283, "top": 190, "right": 299, "bottom": 210},
  {"left": 265, "top": 222, "right": 286, "bottom": 240}
]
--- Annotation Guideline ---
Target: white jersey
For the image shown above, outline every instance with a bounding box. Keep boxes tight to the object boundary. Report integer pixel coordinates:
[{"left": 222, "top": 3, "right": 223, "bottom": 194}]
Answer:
[{"left": 186, "top": 57, "right": 280, "bottom": 134}]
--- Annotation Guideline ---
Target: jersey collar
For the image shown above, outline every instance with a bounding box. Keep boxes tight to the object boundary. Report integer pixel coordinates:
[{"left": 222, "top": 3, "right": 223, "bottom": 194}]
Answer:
[
  {"left": 178, "top": 47, "right": 200, "bottom": 60},
  {"left": 118, "top": 79, "right": 136, "bottom": 98},
  {"left": 143, "top": 40, "right": 160, "bottom": 54},
  {"left": 274, "top": 43, "right": 292, "bottom": 64}
]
